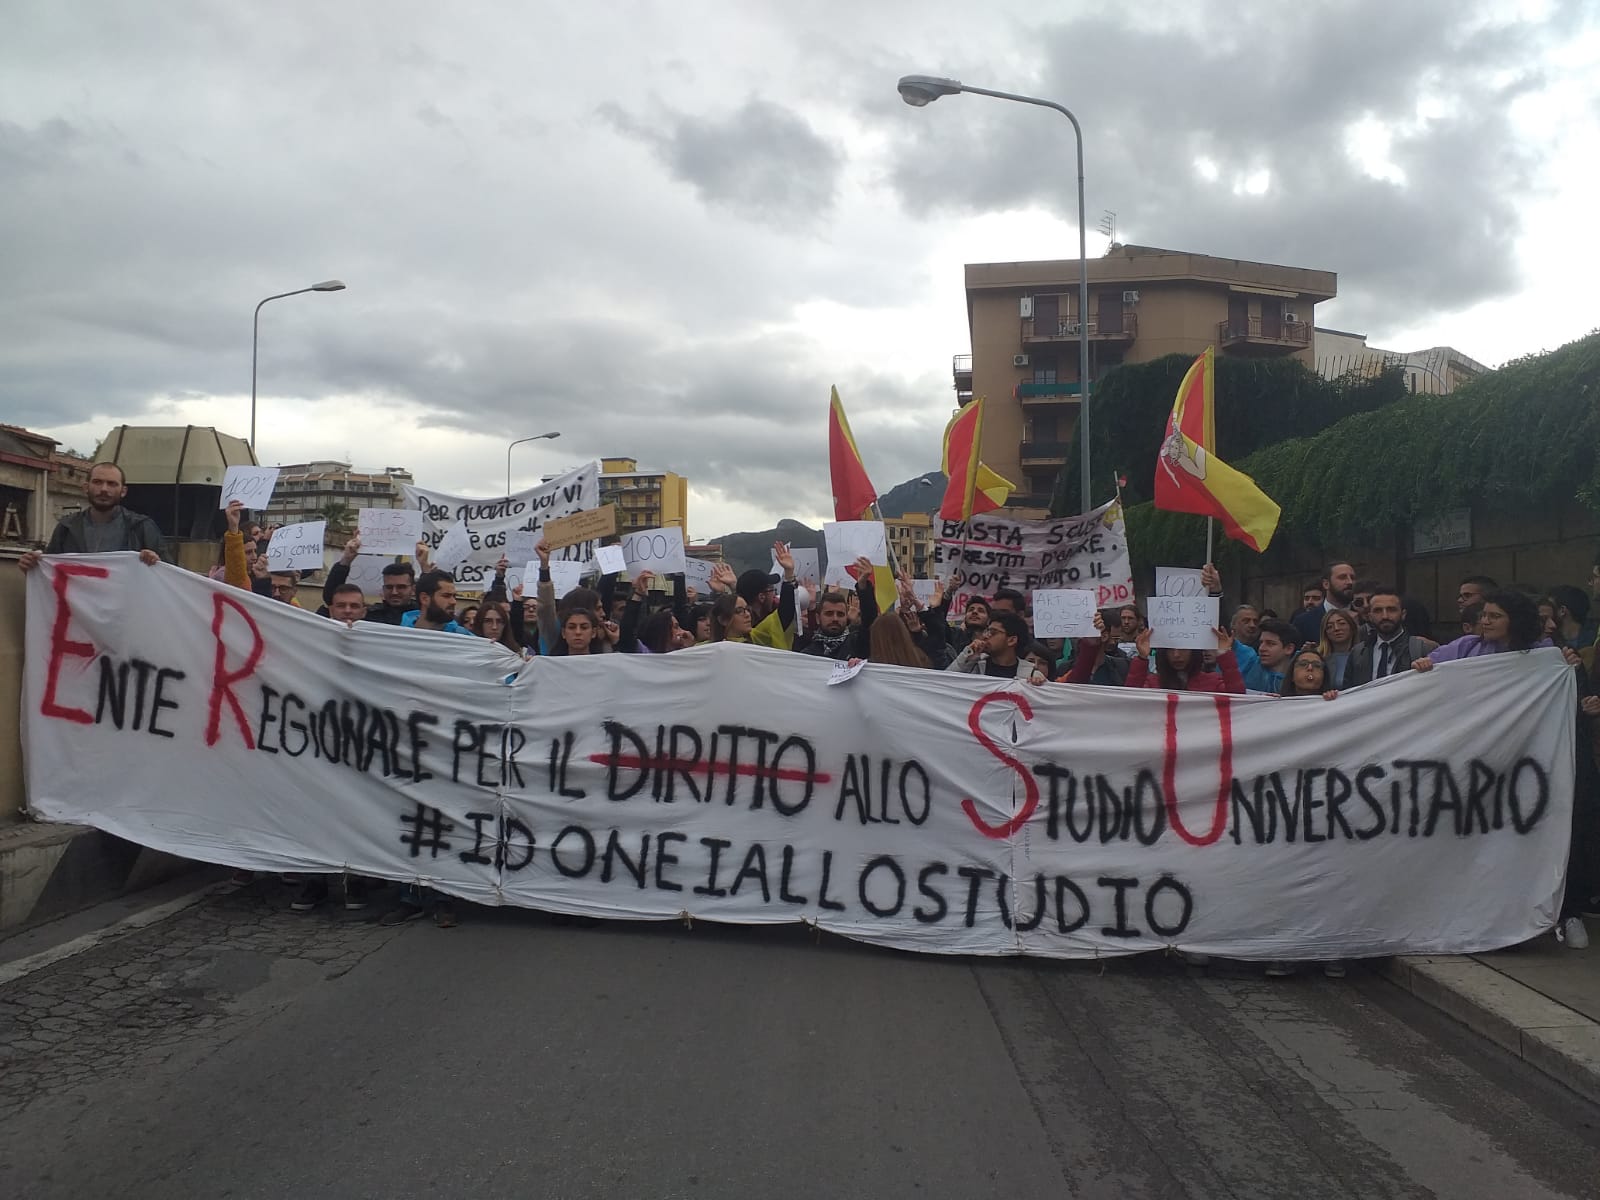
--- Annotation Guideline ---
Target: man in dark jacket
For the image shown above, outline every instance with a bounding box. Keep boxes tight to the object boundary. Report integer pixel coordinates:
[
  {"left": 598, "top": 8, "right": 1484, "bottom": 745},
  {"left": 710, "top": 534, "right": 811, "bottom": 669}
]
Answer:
[
  {"left": 1345, "top": 588, "right": 1438, "bottom": 686},
  {"left": 320, "top": 535, "right": 419, "bottom": 624},
  {"left": 795, "top": 559, "right": 878, "bottom": 660},
  {"left": 19, "top": 462, "right": 166, "bottom": 571}
]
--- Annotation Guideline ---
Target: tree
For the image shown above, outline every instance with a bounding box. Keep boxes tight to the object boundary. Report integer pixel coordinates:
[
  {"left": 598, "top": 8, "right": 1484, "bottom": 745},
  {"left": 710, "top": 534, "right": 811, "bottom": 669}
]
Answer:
[{"left": 316, "top": 500, "right": 354, "bottom": 535}]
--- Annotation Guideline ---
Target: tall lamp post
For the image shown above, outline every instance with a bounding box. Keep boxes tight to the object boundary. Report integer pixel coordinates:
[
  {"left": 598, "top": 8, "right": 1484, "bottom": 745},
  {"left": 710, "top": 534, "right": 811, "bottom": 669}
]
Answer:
[
  {"left": 251, "top": 280, "right": 346, "bottom": 458},
  {"left": 898, "top": 74, "right": 1093, "bottom": 513},
  {"left": 507, "top": 432, "right": 562, "bottom": 496}
]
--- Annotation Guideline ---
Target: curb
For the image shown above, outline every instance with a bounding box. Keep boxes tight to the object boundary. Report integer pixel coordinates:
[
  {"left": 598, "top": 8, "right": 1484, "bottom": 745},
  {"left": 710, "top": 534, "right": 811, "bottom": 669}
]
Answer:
[
  {"left": 1382, "top": 954, "right": 1600, "bottom": 1106},
  {"left": 0, "top": 820, "right": 191, "bottom": 934}
]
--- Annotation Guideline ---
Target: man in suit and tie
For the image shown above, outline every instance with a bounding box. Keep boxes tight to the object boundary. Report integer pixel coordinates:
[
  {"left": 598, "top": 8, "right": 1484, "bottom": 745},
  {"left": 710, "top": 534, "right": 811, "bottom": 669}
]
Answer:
[
  {"left": 1346, "top": 588, "right": 1439, "bottom": 687},
  {"left": 1292, "top": 560, "right": 1357, "bottom": 646}
]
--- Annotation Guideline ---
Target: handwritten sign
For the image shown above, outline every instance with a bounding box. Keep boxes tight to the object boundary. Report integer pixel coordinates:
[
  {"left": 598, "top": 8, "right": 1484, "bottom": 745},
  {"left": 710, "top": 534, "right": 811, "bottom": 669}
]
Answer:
[
  {"left": 621, "top": 526, "right": 687, "bottom": 576},
  {"left": 548, "top": 559, "right": 585, "bottom": 597},
  {"left": 219, "top": 466, "right": 280, "bottom": 510},
  {"left": 827, "top": 659, "right": 866, "bottom": 687},
  {"left": 934, "top": 500, "right": 1134, "bottom": 612},
  {"left": 772, "top": 546, "right": 821, "bottom": 589},
  {"left": 684, "top": 558, "right": 715, "bottom": 590},
  {"left": 504, "top": 531, "right": 539, "bottom": 565},
  {"left": 358, "top": 508, "right": 424, "bottom": 556},
  {"left": 594, "top": 544, "right": 627, "bottom": 575},
  {"left": 910, "top": 580, "right": 938, "bottom": 605},
  {"left": 1031, "top": 589, "right": 1099, "bottom": 639},
  {"left": 823, "top": 521, "right": 888, "bottom": 568},
  {"left": 345, "top": 555, "right": 392, "bottom": 600},
  {"left": 543, "top": 506, "right": 618, "bottom": 551},
  {"left": 431, "top": 520, "right": 473, "bottom": 572},
  {"left": 263, "top": 521, "right": 326, "bottom": 572},
  {"left": 1149, "top": 595, "right": 1220, "bottom": 650},
  {"left": 1155, "top": 566, "right": 1207, "bottom": 597}
]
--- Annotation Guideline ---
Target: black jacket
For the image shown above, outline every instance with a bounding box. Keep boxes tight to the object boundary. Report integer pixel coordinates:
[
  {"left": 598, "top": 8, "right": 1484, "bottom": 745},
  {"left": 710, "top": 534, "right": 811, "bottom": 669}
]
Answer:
[
  {"left": 1344, "top": 633, "right": 1436, "bottom": 687},
  {"left": 796, "top": 575, "right": 878, "bottom": 660},
  {"left": 46, "top": 507, "right": 166, "bottom": 558}
]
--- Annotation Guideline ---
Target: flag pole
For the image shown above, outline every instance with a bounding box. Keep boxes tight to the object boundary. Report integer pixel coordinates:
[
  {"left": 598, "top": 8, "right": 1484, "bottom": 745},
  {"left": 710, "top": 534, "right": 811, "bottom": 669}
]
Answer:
[{"left": 1206, "top": 516, "right": 1214, "bottom": 566}]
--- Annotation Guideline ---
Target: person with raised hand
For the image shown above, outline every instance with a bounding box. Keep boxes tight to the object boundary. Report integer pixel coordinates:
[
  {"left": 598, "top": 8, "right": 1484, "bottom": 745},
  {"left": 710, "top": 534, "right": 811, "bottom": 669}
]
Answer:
[{"left": 1125, "top": 625, "right": 1245, "bottom": 694}]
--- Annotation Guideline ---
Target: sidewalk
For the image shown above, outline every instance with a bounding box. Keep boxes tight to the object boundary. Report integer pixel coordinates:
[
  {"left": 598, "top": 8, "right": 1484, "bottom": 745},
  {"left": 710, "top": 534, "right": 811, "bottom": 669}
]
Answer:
[{"left": 1384, "top": 931, "right": 1600, "bottom": 1105}]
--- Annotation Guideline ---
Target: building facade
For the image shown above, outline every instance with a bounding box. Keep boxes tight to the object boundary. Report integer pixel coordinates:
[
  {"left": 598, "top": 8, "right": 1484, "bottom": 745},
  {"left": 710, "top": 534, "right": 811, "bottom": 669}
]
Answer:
[
  {"left": 884, "top": 512, "right": 933, "bottom": 578},
  {"left": 956, "top": 244, "right": 1337, "bottom": 508},
  {"left": 1314, "top": 328, "right": 1487, "bottom": 395},
  {"left": 268, "top": 462, "right": 415, "bottom": 527},
  {"left": 600, "top": 458, "right": 689, "bottom": 540}
]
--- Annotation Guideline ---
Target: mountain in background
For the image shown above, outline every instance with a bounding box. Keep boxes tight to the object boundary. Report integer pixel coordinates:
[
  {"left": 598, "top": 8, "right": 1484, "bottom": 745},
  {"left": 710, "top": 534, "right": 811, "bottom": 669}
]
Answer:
[{"left": 709, "top": 474, "right": 945, "bottom": 575}]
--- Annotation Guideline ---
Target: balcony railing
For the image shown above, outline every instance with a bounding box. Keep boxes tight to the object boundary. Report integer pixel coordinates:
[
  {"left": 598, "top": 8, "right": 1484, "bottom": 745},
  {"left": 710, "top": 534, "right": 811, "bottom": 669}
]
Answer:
[
  {"left": 1016, "top": 380, "right": 1082, "bottom": 398},
  {"left": 1021, "top": 311, "right": 1137, "bottom": 344},
  {"left": 952, "top": 353, "right": 972, "bottom": 376},
  {"left": 1217, "top": 316, "right": 1311, "bottom": 348},
  {"left": 1020, "top": 440, "right": 1072, "bottom": 461}
]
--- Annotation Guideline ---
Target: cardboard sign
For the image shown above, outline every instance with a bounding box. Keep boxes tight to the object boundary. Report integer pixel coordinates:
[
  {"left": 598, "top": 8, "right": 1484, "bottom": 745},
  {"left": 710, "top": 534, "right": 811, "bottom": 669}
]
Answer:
[
  {"left": 543, "top": 506, "right": 618, "bottom": 551},
  {"left": 345, "top": 555, "right": 392, "bottom": 600},
  {"left": 548, "top": 559, "right": 586, "bottom": 597},
  {"left": 621, "top": 527, "right": 687, "bottom": 576},
  {"left": 827, "top": 659, "right": 866, "bottom": 686},
  {"left": 684, "top": 558, "right": 716, "bottom": 590},
  {"left": 1149, "top": 595, "right": 1220, "bottom": 650},
  {"left": 773, "top": 547, "right": 822, "bottom": 588},
  {"left": 219, "top": 466, "right": 279, "bottom": 510},
  {"left": 1031, "top": 589, "right": 1099, "bottom": 639},
  {"left": 358, "top": 507, "right": 424, "bottom": 556},
  {"left": 1155, "top": 566, "right": 1207, "bottom": 597},
  {"left": 263, "top": 521, "right": 325, "bottom": 572},
  {"left": 594, "top": 544, "right": 627, "bottom": 575},
  {"left": 910, "top": 580, "right": 939, "bottom": 605},
  {"left": 504, "top": 531, "right": 539, "bottom": 565},
  {"left": 823, "top": 521, "right": 889, "bottom": 568}
]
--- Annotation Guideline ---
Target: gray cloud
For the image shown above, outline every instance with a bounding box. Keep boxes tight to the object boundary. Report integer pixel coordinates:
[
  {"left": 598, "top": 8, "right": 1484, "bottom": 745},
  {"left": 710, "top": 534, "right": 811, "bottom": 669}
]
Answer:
[
  {"left": 876, "top": 0, "right": 1579, "bottom": 327},
  {"left": 600, "top": 98, "right": 841, "bottom": 228}
]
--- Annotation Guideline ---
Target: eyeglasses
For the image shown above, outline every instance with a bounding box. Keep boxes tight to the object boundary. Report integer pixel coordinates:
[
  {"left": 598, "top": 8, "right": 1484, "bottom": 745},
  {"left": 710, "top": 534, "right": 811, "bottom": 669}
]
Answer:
[{"left": 733, "top": 604, "right": 751, "bottom": 614}]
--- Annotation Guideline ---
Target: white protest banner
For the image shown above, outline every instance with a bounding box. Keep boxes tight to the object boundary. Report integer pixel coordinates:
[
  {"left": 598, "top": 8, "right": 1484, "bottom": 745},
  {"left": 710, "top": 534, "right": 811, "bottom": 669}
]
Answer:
[
  {"left": 548, "top": 559, "right": 586, "bottom": 596},
  {"left": 262, "top": 521, "right": 325, "bottom": 572},
  {"left": 824, "top": 521, "right": 888, "bottom": 568},
  {"left": 933, "top": 500, "right": 1134, "bottom": 612},
  {"left": 621, "top": 526, "right": 688, "bottom": 576},
  {"left": 911, "top": 580, "right": 938, "bottom": 606},
  {"left": 1149, "top": 595, "right": 1220, "bottom": 650},
  {"left": 219, "top": 466, "right": 279, "bottom": 510},
  {"left": 23, "top": 555, "right": 1574, "bottom": 962},
  {"left": 1155, "top": 567, "right": 1207, "bottom": 597},
  {"left": 1031, "top": 589, "right": 1099, "bottom": 639},
  {"left": 431, "top": 520, "right": 474, "bottom": 572},
  {"left": 345, "top": 555, "right": 392, "bottom": 600},
  {"left": 594, "top": 544, "right": 627, "bottom": 575},
  {"left": 684, "top": 558, "right": 716, "bottom": 591},
  {"left": 403, "top": 462, "right": 601, "bottom": 589},
  {"left": 358, "top": 507, "right": 424, "bottom": 556}
]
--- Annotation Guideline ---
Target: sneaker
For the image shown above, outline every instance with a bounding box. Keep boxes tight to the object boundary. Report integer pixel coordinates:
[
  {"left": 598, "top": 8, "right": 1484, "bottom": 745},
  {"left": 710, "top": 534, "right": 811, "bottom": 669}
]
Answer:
[
  {"left": 1560, "top": 916, "right": 1590, "bottom": 949},
  {"left": 289, "top": 881, "right": 327, "bottom": 912},
  {"left": 1323, "top": 961, "right": 1347, "bottom": 979},
  {"left": 343, "top": 879, "right": 370, "bottom": 911},
  {"left": 1264, "top": 961, "right": 1297, "bottom": 978},
  {"left": 433, "top": 901, "right": 459, "bottom": 929},
  {"left": 379, "top": 902, "right": 428, "bottom": 927}
]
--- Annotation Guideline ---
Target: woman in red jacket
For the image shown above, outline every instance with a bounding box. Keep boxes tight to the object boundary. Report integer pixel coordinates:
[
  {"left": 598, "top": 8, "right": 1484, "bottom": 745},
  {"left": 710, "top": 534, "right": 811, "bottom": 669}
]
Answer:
[{"left": 1125, "top": 625, "right": 1245, "bottom": 693}]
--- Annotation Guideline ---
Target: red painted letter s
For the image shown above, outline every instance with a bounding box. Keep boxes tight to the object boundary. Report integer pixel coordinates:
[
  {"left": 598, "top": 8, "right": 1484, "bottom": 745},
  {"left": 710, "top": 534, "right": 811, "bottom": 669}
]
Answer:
[{"left": 961, "top": 690, "right": 1040, "bottom": 840}]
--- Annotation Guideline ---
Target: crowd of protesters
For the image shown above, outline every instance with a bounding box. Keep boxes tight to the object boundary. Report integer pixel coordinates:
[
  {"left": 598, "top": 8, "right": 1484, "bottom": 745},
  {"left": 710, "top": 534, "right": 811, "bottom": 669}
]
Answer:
[{"left": 17, "top": 466, "right": 1599, "bottom": 964}]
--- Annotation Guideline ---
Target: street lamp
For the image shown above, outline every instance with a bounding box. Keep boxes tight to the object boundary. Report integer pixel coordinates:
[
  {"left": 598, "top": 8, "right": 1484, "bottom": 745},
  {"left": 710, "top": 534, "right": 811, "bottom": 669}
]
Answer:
[
  {"left": 898, "top": 74, "right": 1094, "bottom": 513},
  {"left": 507, "top": 432, "right": 562, "bottom": 495},
  {"left": 251, "top": 280, "right": 346, "bottom": 457}
]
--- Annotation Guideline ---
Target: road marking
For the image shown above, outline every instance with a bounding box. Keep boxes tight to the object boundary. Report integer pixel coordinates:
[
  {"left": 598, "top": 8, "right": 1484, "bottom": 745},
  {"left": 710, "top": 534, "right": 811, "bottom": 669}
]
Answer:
[{"left": 0, "top": 879, "right": 233, "bottom": 987}]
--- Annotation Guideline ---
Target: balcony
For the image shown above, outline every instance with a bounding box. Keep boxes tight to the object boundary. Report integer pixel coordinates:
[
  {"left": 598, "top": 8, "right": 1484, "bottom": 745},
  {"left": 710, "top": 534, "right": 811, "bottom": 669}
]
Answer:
[
  {"left": 1015, "top": 380, "right": 1082, "bottom": 401},
  {"left": 1021, "top": 309, "right": 1137, "bottom": 347},
  {"left": 952, "top": 353, "right": 973, "bottom": 402},
  {"left": 1217, "top": 316, "right": 1310, "bottom": 354},
  {"left": 1020, "top": 440, "right": 1072, "bottom": 464},
  {"left": 1007, "top": 491, "right": 1055, "bottom": 510}
]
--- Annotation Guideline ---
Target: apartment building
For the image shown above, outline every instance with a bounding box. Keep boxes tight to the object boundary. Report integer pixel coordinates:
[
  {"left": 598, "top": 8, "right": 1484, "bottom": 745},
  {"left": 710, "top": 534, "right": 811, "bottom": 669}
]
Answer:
[
  {"left": 1314, "top": 328, "right": 1487, "bottom": 395},
  {"left": 268, "top": 461, "right": 415, "bottom": 525},
  {"left": 600, "top": 457, "right": 689, "bottom": 540},
  {"left": 955, "top": 244, "right": 1337, "bottom": 508},
  {"left": 884, "top": 512, "right": 933, "bottom": 578}
]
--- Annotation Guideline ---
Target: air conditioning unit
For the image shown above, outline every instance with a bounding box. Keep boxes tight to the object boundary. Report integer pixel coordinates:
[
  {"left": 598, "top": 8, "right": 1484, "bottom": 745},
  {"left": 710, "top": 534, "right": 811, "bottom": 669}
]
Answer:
[
  {"left": 1012, "top": 354, "right": 1030, "bottom": 368},
  {"left": 1284, "top": 310, "right": 1300, "bottom": 324},
  {"left": 1019, "top": 297, "right": 1034, "bottom": 318},
  {"left": 1122, "top": 290, "right": 1140, "bottom": 303}
]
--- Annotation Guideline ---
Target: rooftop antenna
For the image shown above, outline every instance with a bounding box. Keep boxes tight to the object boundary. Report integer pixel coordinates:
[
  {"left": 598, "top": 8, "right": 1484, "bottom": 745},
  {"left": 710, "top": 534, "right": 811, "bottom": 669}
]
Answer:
[{"left": 1098, "top": 209, "right": 1117, "bottom": 247}]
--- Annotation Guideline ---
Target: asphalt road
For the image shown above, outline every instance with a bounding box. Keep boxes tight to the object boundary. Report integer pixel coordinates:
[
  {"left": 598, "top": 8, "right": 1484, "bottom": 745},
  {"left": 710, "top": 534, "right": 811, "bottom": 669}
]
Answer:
[{"left": 2, "top": 878, "right": 1598, "bottom": 1200}]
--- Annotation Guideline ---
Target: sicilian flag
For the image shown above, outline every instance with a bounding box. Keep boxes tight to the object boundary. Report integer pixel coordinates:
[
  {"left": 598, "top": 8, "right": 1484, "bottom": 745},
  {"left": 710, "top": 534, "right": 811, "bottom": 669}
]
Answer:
[
  {"left": 939, "top": 397, "right": 1015, "bottom": 520},
  {"left": 1153, "top": 347, "right": 1280, "bottom": 551},
  {"left": 828, "top": 386, "right": 878, "bottom": 521}
]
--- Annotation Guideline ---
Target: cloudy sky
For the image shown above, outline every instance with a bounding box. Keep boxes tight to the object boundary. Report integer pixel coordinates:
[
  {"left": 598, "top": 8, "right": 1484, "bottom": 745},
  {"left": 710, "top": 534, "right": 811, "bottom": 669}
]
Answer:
[{"left": 5, "top": 1, "right": 1597, "bottom": 539}]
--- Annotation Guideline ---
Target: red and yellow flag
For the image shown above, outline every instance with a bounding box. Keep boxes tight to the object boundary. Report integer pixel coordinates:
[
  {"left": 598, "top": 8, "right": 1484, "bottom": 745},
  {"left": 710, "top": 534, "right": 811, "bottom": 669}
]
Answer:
[
  {"left": 1153, "top": 347, "right": 1280, "bottom": 551},
  {"left": 939, "top": 397, "right": 1015, "bottom": 521},
  {"left": 828, "top": 386, "right": 877, "bottom": 521}
]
